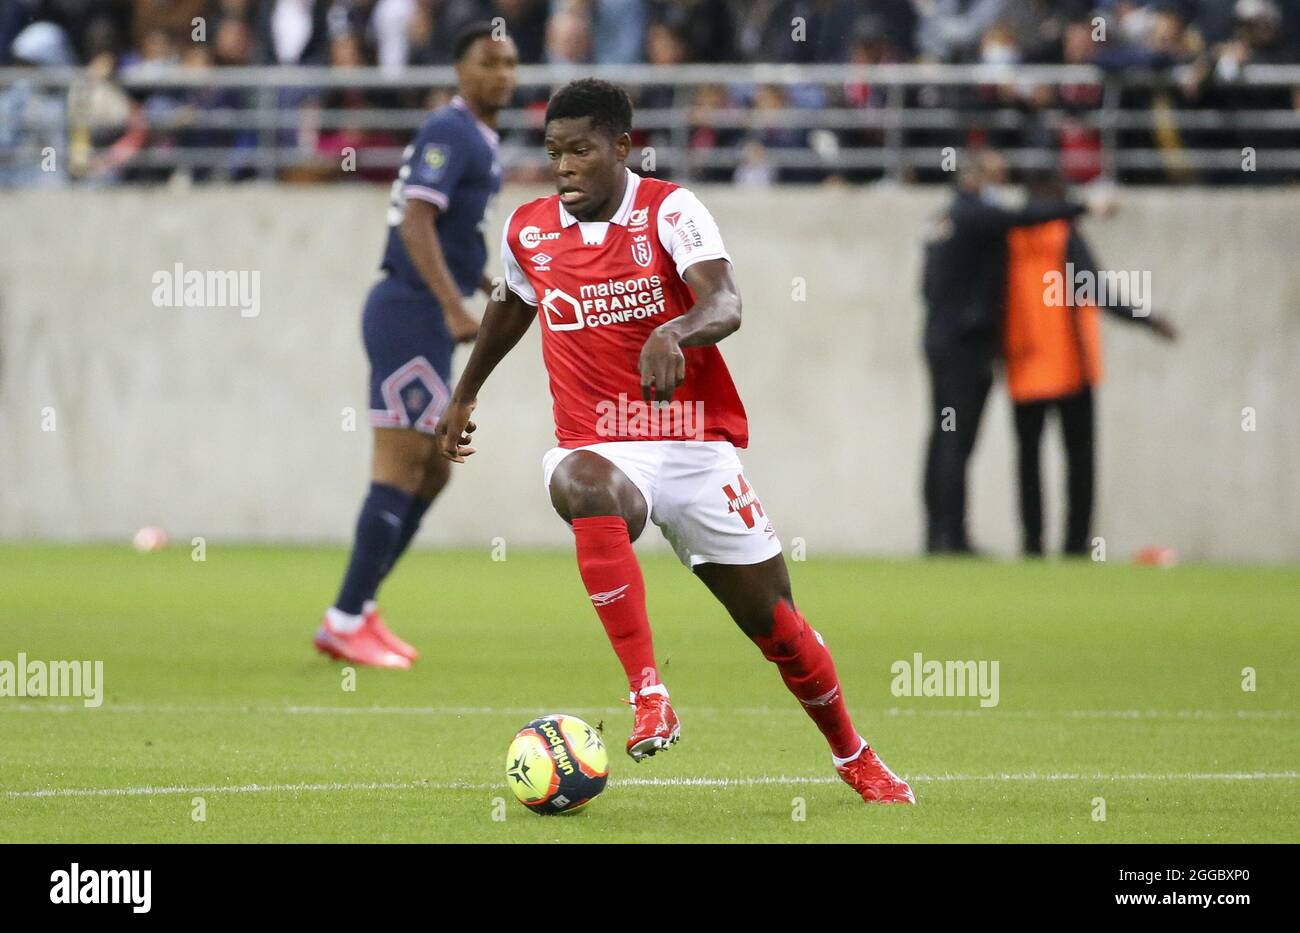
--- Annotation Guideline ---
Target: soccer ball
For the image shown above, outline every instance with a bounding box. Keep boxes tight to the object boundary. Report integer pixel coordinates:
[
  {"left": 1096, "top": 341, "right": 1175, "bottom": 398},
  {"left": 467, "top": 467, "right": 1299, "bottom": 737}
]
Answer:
[{"left": 505, "top": 714, "right": 608, "bottom": 815}]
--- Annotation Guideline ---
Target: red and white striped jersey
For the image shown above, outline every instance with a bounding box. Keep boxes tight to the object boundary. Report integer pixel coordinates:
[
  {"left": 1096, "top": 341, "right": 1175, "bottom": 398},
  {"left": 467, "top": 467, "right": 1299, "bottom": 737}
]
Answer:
[{"left": 501, "top": 168, "right": 749, "bottom": 448}]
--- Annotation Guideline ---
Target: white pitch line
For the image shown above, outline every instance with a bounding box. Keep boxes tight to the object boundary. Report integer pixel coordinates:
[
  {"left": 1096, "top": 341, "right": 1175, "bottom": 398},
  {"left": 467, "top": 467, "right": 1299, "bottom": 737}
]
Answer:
[
  {"left": 5, "top": 772, "right": 1297, "bottom": 800},
  {"left": 0, "top": 703, "right": 1293, "bottom": 720}
]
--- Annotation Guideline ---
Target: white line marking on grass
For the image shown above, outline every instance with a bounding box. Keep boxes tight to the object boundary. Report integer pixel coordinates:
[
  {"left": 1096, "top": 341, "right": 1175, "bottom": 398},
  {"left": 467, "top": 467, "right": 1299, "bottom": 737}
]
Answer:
[
  {"left": 1, "top": 704, "right": 1293, "bottom": 720},
  {"left": 6, "top": 772, "right": 1297, "bottom": 800}
]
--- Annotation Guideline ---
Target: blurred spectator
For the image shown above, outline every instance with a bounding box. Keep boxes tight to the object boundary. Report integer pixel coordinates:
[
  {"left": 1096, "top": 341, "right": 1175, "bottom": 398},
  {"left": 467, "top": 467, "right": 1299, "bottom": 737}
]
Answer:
[
  {"left": 171, "top": 15, "right": 259, "bottom": 181},
  {"left": 131, "top": 0, "right": 207, "bottom": 50},
  {"left": 650, "top": 0, "right": 735, "bottom": 62},
  {"left": 369, "top": 0, "right": 417, "bottom": 71},
  {"left": 687, "top": 82, "right": 741, "bottom": 181},
  {"left": 593, "top": 0, "right": 647, "bottom": 65},
  {"left": 747, "top": 82, "right": 812, "bottom": 181},
  {"left": 0, "top": 20, "right": 74, "bottom": 186},
  {"left": 3, "top": 0, "right": 1299, "bottom": 186},
  {"left": 308, "top": 29, "right": 400, "bottom": 180},
  {"left": 734, "top": 137, "right": 776, "bottom": 186},
  {"left": 257, "top": 0, "right": 332, "bottom": 64},
  {"left": 639, "top": 20, "right": 688, "bottom": 108},
  {"left": 916, "top": 0, "right": 1010, "bottom": 62},
  {"left": 545, "top": 3, "right": 591, "bottom": 64},
  {"left": 67, "top": 45, "right": 149, "bottom": 183},
  {"left": 492, "top": 0, "right": 548, "bottom": 64},
  {"left": 756, "top": 0, "right": 858, "bottom": 64}
]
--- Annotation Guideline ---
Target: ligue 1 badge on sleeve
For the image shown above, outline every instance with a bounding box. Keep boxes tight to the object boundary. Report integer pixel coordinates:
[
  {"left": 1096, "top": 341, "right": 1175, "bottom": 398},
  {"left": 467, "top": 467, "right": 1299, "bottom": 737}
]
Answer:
[{"left": 421, "top": 144, "right": 448, "bottom": 179}]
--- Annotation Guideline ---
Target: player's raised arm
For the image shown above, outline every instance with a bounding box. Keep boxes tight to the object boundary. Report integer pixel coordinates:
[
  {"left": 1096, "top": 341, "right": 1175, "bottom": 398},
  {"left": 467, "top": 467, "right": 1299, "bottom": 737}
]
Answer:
[
  {"left": 640, "top": 258, "right": 741, "bottom": 403},
  {"left": 435, "top": 286, "right": 535, "bottom": 462}
]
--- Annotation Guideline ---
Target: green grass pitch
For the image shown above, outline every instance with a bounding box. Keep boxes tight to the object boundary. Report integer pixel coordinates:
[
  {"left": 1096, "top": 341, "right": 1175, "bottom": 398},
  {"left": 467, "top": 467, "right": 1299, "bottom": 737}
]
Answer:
[{"left": 1, "top": 544, "right": 1296, "bottom": 842}]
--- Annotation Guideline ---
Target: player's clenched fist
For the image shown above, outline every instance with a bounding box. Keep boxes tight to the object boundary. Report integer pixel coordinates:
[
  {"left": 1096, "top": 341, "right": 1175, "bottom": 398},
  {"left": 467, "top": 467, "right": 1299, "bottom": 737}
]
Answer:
[
  {"left": 436, "top": 399, "right": 478, "bottom": 462},
  {"left": 639, "top": 329, "right": 686, "bottom": 403}
]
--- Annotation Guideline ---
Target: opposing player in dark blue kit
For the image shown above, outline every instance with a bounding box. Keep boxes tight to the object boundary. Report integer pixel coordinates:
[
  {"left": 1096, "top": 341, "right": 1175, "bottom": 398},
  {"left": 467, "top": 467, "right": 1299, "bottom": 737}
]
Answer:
[{"left": 315, "top": 23, "right": 518, "bottom": 669}]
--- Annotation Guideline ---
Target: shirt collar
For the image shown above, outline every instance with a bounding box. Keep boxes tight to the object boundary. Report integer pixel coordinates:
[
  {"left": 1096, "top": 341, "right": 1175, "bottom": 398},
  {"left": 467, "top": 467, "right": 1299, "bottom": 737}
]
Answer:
[
  {"left": 450, "top": 94, "right": 499, "bottom": 148},
  {"left": 559, "top": 167, "right": 640, "bottom": 228}
]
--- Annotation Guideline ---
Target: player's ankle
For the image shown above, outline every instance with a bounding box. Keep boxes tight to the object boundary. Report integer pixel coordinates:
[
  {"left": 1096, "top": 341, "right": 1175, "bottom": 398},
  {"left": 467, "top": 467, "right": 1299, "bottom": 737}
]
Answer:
[
  {"left": 325, "top": 607, "right": 365, "bottom": 634},
  {"left": 831, "top": 737, "right": 868, "bottom": 767},
  {"left": 631, "top": 682, "right": 668, "bottom": 700}
]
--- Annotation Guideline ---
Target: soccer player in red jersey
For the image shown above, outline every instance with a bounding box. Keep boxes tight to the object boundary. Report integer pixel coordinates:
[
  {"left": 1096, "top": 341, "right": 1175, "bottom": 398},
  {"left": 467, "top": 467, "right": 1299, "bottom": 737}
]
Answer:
[{"left": 435, "top": 79, "right": 913, "bottom": 804}]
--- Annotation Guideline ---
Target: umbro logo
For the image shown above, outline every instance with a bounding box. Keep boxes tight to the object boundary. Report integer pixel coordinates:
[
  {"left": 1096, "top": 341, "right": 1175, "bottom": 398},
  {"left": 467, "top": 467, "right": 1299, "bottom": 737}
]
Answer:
[
  {"left": 590, "top": 584, "right": 630, "bottom": 607},
  {"left": 800, "top": 686, "right": 840, "bottom": 708},
  {"left": 530, "top": 252, "right": 552, "bottom": 270}
]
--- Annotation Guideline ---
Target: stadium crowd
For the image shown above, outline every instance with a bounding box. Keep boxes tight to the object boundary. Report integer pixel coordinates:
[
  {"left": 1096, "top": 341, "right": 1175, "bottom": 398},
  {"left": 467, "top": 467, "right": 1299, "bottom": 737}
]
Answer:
[{"left": 2, "top": 1, "right": 1298, "bottom": 185}]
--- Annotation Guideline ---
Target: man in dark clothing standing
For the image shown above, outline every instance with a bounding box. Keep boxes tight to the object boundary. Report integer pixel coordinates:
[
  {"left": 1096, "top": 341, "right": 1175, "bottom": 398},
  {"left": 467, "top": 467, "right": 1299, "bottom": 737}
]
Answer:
[{"left": 920, "top": 150, "right": 1102, "bottom": 554}]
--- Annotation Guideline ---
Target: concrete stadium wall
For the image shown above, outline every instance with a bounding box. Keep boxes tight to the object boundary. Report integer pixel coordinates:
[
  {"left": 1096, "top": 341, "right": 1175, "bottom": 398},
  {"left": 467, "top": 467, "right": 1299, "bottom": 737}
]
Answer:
[{"left": 1, "top": 183, "right": 1296, "bottom": 561}]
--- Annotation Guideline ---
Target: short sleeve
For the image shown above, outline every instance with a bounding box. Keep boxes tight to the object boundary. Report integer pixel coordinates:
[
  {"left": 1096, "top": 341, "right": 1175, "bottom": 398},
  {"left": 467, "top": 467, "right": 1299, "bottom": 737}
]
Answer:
[
  {"left": 500, "top": 210, "right": 538, "bottom": 306},
  {"left": 656, "top": 187, "right": 732, "bottom": 280},
  {"left": 402, "top": 117, "right": 469, "bottom": 212}
]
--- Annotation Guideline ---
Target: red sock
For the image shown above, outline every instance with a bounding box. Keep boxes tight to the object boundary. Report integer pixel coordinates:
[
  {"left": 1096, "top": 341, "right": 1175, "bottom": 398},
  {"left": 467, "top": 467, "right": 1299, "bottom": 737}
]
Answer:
[
  {"left": 751, "top": 600, "right": 861, "bottom": 759},
  {"left": 572, "top": 516, "right": 658, "bottom": 694}
]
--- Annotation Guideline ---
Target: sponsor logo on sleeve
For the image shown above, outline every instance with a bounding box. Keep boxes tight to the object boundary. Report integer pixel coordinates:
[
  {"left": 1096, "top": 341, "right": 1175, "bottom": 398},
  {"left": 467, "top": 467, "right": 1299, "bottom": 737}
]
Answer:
[{"left": 674, "top": 219, "right": 703, "bottom": 252}]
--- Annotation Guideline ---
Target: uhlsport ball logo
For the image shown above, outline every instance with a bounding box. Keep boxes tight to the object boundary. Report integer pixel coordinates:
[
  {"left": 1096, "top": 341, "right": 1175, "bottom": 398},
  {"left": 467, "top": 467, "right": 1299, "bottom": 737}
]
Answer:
[{"left": 506, "top": 714, "right": 609, "bottom": 814}]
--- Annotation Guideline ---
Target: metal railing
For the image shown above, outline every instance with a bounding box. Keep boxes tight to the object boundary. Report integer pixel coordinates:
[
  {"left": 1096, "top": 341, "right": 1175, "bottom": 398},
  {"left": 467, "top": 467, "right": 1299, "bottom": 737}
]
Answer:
[{"left": 2, "top": 63, "right": 1298, "bottom": 183}]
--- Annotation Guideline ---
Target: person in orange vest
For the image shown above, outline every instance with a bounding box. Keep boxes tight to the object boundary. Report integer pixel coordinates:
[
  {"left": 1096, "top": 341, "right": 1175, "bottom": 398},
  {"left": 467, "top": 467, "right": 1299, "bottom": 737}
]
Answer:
[{"left": 1004, "top": 173, "right": 1177, "bottom": 556}]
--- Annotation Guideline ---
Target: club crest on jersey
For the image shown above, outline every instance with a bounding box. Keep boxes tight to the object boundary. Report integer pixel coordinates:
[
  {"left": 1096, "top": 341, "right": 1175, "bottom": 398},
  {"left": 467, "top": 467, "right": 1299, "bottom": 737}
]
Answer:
[{"left": 630, "top": 233, "right": 653, "bottom": 268}]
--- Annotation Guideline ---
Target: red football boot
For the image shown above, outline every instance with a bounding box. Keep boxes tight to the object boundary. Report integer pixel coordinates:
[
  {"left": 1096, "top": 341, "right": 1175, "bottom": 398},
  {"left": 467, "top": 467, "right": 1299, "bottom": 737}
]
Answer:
[
  {"left": 363, "top": 602, "right": 418, "bottom": 661},
  {"left": 626, "top": 685, "right": 681, "bottom": 762},
  {"left": 836, "top": 742, "right": 916, "bottom": 804},
  {"left": 313, "top": 614, "right": 410, "bottom": 670}
]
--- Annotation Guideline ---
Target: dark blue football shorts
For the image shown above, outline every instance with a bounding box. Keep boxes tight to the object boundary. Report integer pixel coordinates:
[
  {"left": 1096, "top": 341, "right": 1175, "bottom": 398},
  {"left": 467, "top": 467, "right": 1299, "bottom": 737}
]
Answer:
[{"left": 364, "top": 275, "right": 455, "bottom": 434}]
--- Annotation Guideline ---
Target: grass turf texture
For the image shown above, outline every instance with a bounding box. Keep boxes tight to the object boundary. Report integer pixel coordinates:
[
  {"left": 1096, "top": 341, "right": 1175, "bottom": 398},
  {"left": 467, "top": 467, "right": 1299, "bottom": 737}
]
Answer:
[{"left": 1, "top": 545, "right": 1297, "bottom": 843}]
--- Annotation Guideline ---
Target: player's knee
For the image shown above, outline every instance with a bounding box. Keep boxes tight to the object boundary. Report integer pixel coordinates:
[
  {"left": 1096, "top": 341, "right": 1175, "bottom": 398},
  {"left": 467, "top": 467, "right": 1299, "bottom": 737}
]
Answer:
[
  {"left": 420, "top": 451, "right": 451, "bottom": 499},
  {"left": 374, "top": 451, "right": 427, "bottom": 495},
  {"left": 557, "top": 475, "right": 629, "bottom": 520},
  {"left": 550, "top": 455, "right": 646, "bottom": 534}
]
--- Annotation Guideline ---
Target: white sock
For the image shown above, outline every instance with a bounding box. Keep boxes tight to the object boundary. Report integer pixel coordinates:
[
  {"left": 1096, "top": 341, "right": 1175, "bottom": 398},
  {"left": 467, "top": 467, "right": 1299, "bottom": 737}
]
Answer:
[
  {"left": 831, "top": 737, "right": 868, "bottom": 768},
  {"left": 326, "top": 607, "right": 364, "bottom": 634},
  {"left": 629, "top": 683, "right": 669, "bottom": 702},
  {"left": 362, "top": 600, "right": 376, "bottom": 616}
]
